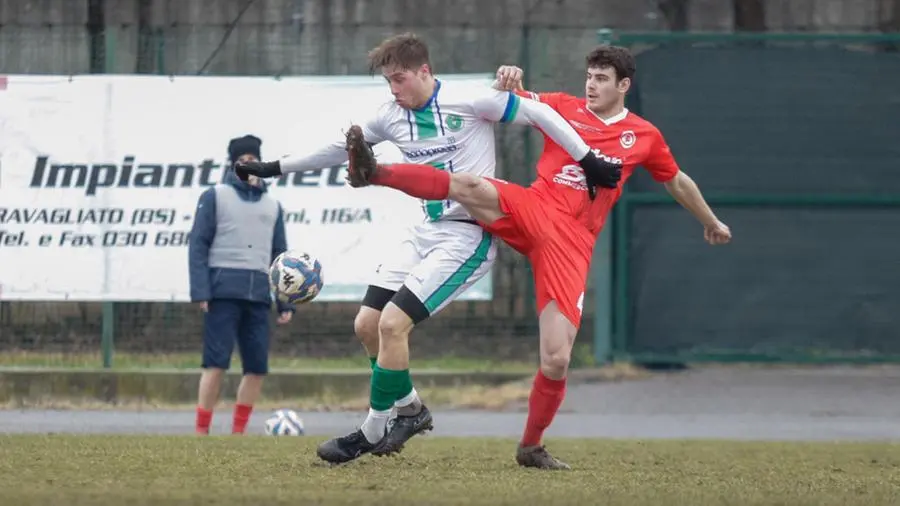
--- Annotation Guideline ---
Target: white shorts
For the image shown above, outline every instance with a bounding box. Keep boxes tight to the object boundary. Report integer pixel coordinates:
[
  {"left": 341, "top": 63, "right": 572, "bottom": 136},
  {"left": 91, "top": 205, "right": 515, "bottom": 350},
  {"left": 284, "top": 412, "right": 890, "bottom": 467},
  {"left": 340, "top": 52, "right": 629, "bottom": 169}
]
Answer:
[{"left": 371, "top": 220, "right": 497, "bottom": 316}]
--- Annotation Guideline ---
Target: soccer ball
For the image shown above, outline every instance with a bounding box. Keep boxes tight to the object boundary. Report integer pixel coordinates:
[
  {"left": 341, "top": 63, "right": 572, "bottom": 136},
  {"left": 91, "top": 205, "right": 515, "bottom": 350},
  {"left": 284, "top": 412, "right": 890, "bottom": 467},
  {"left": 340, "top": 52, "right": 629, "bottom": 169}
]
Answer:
[
  {"left": 270, "top": 250, "right": 324, "bottom": 305},
  {"left": 264, "top": 409, "right": 305, "bottom": 436}
]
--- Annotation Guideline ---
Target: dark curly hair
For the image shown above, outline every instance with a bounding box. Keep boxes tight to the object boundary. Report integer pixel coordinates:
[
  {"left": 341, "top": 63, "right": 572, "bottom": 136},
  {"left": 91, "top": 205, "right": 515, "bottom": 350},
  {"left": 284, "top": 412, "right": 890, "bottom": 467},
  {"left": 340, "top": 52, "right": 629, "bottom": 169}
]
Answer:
[{"left": 585, "top": 45, "right": 636, "bottom": 82}]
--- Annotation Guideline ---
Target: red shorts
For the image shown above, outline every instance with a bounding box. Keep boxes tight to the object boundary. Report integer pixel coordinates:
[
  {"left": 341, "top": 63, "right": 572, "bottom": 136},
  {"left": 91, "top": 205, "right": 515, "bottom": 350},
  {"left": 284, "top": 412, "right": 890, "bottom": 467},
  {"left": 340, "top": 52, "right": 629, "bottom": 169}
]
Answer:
[{"left": 479, "top": 179, "right": 594, "bottom": 328}]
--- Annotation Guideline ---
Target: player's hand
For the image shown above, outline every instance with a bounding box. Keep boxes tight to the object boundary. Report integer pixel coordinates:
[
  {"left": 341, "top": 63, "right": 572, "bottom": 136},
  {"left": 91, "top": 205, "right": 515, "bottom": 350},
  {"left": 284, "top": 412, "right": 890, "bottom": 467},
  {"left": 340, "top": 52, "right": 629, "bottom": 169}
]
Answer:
[
  {"left": 234, "top": 160, "right": 283, "bottom": 181},
  {"left": 704, "top": 220, "right": 732, "bottom": 245},
  {"left": 198, "top": 302, "right": 208, "bottom": 312},
  {"left": 578, "top": 150, "right": 623, "bottom": 199},
  {"left": 494, "top": 65, "right": 524, "bottom": 91},
  {"left": 276, "top": 311, "right": 293, "bottom": 325}
]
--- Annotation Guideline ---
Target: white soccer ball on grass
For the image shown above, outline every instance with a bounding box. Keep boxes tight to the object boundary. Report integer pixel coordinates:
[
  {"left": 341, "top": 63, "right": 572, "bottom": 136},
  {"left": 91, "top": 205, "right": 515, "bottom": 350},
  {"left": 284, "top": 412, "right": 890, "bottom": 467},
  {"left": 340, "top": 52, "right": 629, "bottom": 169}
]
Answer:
[{"left": 264, "top": 409, "right": 305, "bottom": 436}]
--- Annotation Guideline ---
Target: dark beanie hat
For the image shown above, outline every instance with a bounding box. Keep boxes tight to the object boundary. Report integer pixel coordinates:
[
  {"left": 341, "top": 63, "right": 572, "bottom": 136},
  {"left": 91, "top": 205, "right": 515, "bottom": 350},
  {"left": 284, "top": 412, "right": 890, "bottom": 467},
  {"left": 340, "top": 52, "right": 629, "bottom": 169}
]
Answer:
[{"left": 227, "top": 134, "right": 262, "bottom": 162}]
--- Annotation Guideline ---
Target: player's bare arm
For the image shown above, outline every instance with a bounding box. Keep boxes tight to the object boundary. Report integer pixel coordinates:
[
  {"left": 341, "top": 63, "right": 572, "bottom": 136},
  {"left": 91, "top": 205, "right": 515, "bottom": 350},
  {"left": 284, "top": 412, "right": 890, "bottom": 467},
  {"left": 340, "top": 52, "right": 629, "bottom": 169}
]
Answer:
[{"left": 663, "top": 171, "right": 731, "bottom": 245}]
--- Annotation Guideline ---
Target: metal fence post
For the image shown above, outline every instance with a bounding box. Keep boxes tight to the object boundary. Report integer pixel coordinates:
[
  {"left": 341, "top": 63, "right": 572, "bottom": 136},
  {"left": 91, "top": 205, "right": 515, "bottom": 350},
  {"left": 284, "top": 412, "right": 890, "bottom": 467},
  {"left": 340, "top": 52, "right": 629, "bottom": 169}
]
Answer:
[
  {"left": 101, "top": 302, "right": 115, "bottom": 368},
  {"left": 591, "top": 28, "right": 616, "bottom": 364},
  {"left": 101, "top": 27, "right": 117, "bottom": 368},
  {"left": 156, "top": 28, "right": 166, "bottom": 74}
]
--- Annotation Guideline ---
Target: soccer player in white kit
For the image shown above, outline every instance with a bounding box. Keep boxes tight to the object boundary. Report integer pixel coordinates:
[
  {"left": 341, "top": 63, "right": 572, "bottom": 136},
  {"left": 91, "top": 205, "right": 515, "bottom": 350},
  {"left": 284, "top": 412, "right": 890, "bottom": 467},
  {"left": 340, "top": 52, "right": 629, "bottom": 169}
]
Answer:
[{"left": 235, "top": 33, "right": 606, "bottom": 464}]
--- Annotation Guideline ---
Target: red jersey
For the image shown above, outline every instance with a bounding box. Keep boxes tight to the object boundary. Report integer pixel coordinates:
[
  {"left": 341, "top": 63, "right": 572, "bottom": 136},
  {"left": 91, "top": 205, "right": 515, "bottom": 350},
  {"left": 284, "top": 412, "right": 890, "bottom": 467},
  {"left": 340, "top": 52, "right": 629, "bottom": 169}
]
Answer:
[{"left": 516, "top": 91, "right": 680, "bottom": 236}]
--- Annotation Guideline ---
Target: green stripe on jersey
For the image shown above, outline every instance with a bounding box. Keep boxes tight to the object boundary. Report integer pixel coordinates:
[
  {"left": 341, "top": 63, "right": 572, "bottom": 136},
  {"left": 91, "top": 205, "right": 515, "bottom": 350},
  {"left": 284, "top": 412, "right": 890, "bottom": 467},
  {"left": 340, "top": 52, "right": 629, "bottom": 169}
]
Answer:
[
  {"left": 413, "top": 107, "right": 438, "bottom": 139},
  {"left": 424, "top": 162, "right": 447, "bottom": 221}
]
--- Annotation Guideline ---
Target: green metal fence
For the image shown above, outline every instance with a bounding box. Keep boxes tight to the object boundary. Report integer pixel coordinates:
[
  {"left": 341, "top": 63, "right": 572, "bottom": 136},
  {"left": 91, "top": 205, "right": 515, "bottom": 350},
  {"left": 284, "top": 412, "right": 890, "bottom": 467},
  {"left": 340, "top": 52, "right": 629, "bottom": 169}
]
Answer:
[{"left": 599, "top": 30, "right": 900, "bottom": 365}]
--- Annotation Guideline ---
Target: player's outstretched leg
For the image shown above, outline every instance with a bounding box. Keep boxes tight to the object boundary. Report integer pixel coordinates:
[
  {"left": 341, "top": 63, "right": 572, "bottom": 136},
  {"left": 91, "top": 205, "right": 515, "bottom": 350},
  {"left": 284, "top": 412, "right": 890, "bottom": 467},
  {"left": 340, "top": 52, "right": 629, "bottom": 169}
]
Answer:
[
  {"left": 344, "top": 124, "right": 505, "bottom": 225},
  {"left": 516, "top": 300, "right": 577, "bottom": 470}
]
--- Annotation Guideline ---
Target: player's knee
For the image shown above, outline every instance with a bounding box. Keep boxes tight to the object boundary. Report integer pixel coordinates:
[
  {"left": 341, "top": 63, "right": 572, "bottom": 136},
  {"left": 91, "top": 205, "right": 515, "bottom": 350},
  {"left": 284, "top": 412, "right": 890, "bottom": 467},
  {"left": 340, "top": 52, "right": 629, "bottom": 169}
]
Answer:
[
  {"left": 378, "top": 308, "right": 413, "bottom": 343},
  {"left": 540, "top": 347, "right": 572, "bottom": 379},
  {"left": 450, "top": 173, "right": 485, "bottom": 204},
  {"left": 538, "top": 332, "right": 574, "bottom": 379},
  {"left": 354, "top": 307, "right": 380, "bottom": 343}
]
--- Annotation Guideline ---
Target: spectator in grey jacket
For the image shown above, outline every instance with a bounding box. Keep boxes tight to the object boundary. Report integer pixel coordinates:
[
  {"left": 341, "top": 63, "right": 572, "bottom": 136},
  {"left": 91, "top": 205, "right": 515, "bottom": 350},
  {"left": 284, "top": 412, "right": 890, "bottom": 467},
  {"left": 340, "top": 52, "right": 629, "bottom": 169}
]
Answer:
[{"left": 188, "top": 134, "right": 294, "bottom": 435}]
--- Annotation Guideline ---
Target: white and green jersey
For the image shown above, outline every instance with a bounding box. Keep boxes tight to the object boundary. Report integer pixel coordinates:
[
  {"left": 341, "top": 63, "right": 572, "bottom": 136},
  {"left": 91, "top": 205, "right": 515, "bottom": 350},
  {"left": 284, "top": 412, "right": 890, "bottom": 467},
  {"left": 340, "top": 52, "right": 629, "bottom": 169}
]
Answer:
[{"left": 359, "top": 79, "right": 518, "bottom": 222}]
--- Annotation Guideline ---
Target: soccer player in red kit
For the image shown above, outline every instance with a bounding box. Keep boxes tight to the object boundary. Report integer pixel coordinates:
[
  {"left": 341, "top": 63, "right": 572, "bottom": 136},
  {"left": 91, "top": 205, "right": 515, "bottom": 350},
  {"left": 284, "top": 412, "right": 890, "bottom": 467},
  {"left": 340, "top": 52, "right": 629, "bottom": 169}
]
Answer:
[{"left": 343, "top": 45, "right": 731, "bottom": 469}]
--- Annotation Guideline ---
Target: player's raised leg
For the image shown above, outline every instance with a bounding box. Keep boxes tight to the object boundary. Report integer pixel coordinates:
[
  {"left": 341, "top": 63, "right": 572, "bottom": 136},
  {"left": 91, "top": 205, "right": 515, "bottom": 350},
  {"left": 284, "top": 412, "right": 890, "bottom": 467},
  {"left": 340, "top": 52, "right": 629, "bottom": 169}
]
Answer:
[{"left": 344, "top": 125, "right": 505, "bottom": 225}]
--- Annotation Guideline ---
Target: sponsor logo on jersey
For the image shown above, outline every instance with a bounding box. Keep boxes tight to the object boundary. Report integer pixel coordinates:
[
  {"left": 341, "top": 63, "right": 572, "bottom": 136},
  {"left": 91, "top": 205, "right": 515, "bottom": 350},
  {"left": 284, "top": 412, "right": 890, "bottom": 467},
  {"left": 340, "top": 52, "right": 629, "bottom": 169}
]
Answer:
[
  {"left": 402, "top": 143, "right": 460, "bottom": 159},
  {"left": 554, "top": 165, "right": 588, "bottom": 190}
]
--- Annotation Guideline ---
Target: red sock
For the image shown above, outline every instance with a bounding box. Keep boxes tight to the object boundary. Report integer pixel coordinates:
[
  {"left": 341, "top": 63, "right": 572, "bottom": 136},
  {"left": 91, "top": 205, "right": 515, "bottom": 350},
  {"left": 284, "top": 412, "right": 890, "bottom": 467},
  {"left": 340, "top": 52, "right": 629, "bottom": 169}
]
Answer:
[
  {"left": 195, "top": 407, "right": 213, "bottom": 435},
  {"left": 521, "top": 370, "right": 567, "bottom": 447},
  {"left": 232, "top": 404, "right": 253, "bottom": 435},
  {"left": 371, "top": 164, "right": 450, "bottom": 200}
]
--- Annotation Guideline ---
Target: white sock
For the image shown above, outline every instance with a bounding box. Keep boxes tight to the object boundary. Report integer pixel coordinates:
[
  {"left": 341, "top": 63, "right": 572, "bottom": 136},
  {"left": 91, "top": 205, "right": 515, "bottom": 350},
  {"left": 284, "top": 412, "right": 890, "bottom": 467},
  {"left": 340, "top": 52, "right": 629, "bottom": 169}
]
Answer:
[
  {"left": 360, "top": 407, "right": 392, "bottom": 444},
  {"left": 394, "top": 387, "right": 420, "bottom": 408}
]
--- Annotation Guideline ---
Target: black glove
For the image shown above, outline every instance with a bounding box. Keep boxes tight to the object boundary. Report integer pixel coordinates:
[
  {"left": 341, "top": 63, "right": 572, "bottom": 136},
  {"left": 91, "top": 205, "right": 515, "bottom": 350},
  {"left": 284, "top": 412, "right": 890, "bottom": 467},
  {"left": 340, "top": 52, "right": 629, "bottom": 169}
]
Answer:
[
  {"left": 234, "top": 160, "right": 283, "bottom": 181},
  {"left": 578, "top": 150, "right": 622, "bottom": 200}
]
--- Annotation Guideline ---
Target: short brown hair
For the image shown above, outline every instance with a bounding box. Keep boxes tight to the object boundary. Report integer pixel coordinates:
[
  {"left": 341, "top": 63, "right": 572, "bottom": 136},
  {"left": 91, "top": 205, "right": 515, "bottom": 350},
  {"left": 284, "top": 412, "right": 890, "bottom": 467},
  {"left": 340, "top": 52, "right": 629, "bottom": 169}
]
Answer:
[
  {"left": 368, "top": 33, "right": 432, "bottom": 74},
  {"left": 585, "top": 45, "right": 636, "bottom": 82}
]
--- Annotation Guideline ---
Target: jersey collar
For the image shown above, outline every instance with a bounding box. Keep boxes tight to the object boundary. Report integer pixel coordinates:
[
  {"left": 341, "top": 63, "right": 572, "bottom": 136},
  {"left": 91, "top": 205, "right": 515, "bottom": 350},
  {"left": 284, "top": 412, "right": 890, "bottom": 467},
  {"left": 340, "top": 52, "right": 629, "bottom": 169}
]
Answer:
[
  {"left": 585, "top": 105, "right": 629, "bottom": 126},
  {"left": 412, "top": 79, "right": 441, "bottom": 113}
]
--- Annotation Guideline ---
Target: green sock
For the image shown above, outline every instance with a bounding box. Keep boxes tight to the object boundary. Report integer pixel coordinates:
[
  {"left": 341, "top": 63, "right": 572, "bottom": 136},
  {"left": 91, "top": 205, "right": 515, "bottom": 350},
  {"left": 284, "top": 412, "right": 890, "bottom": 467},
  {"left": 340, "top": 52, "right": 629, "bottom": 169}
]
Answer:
[
  {"left": 396, "top": 371, "right": 414, "bottom": 401},
  {"left": 368, "top": 356, "right": 377, "bottom": 370},
  {"left": 370, "top": 365, "right": 409, "bottom": 411}
]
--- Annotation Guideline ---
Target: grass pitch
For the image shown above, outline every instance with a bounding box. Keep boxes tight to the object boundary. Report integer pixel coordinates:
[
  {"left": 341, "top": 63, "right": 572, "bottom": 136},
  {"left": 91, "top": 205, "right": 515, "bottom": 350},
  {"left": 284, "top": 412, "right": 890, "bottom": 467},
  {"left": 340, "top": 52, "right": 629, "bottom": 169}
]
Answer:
[{"left": 1, "top": 435, "right": 898, "bottom": 505}]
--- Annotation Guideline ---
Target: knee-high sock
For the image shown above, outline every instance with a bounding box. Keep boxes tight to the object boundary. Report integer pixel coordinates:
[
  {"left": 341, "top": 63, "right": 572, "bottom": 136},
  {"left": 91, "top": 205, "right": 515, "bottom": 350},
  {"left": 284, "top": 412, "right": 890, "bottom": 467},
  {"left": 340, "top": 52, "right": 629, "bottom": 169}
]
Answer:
[
  {"left": 360, "top": 364, "right": 413, "bottom": 443},
  {"left": 370, "top": 164, "right": 450, "bottom": 201},
  {"left": 521, "top": 370, "right": 567, "bottom": 447}
]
